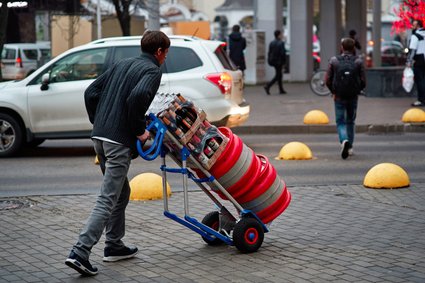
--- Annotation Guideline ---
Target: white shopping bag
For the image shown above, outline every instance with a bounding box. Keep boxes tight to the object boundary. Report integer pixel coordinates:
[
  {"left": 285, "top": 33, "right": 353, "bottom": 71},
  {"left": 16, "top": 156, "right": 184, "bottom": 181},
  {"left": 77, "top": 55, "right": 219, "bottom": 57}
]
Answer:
[{"left": 402, "top": 67, "right": 414, "bottom": 93}]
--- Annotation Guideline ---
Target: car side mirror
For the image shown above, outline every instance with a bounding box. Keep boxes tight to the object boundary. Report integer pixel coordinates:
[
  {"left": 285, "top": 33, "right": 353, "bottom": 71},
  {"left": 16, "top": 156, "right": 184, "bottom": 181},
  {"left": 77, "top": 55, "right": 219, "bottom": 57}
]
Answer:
[{"left": 40, "top": 73, "right": 50, "bottom": 91}]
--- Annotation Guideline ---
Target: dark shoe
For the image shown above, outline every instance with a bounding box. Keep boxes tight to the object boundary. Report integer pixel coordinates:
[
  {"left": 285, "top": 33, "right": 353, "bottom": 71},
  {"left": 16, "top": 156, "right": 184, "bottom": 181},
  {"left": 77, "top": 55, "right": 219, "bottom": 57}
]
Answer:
[
  {"left": 103, "top": 246, "right": 138, "bottom": 262},
  {"left": 411, "top": 101, "right": 425, "bottom": 106},
  {"left": 264, "top": 86, "right": 270, "bottom": 95},
  {"left": 279, "top": 90, "right": 287, "bottom": 94},
  {"left": 65, "top": 251, "right": 98, "bottom": 276},
  {"left": 341, "top": 140, "right": 350, "bottom": 160}
]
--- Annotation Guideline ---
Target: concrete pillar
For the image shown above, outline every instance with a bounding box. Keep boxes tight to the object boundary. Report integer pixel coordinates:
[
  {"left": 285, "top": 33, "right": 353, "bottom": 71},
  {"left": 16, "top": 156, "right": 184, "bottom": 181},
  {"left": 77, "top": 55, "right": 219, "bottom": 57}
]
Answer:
[
  {"left": 319, "top": 0, "right": 342, "bottom": 70},
  {"left": 254, "top": 0, "right": 283, "bottom": 81},
  {"left": 289, "top": 0, "right": 313, "bottom": 81},
  {"left": 345, "top": 0, "right": 367, "bottom": 57},
  {"left": 372, "top": 0, "right": 381, "bottom": 67}
]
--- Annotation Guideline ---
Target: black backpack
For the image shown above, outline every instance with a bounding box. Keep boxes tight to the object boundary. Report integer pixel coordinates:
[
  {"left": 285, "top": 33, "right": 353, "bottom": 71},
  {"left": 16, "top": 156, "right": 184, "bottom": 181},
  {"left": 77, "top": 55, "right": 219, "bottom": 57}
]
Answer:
[{"left": 332, "top": 55, "right": 361, "bottom": 98}]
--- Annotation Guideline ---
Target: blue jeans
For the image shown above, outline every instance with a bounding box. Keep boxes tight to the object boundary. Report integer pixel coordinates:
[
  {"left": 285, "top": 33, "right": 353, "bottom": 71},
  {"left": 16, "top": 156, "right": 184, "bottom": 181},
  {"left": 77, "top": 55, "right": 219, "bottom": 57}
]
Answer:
[
  {"left": 73, "top": 139, "right": 132, "bottom": 260},
  {"left": 334, "top": 97, "right": 358, "bottom": 146}
]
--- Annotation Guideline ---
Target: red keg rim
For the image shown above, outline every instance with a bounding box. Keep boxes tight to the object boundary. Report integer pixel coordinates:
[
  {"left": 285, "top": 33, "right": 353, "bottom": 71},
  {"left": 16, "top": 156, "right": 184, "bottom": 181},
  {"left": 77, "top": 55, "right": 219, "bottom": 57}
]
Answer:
[
  {"left": 227, "top": 151, "right": 261, "bottom": 198},
  {"left": 215, "top": 148, "right": 257, "bottom": 200},
  {"left": 209, "top": 127, "right": 243, "bottom": 178},
  {"left": 236, "top": 154, "right": 277, "bottom": 203},
  {"left": 256, "top": 185, "right": 291, "bottom": 224}
]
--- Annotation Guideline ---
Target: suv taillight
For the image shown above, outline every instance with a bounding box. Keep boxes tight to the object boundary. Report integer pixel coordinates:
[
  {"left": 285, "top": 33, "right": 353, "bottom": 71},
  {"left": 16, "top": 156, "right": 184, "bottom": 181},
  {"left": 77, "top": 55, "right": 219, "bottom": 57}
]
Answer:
[
  {"left": 15, "top": 57, "right": 22, "bottom": 68},
  {"left": 205, "top": 72, "right": 232, "bottom": 95}
]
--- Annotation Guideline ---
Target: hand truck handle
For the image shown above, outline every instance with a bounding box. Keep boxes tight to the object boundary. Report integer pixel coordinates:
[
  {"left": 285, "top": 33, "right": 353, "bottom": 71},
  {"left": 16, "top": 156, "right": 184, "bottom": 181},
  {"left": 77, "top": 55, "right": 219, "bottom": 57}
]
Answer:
[{"left": 137, "top": 114, "right": 167, "bottom": 161}]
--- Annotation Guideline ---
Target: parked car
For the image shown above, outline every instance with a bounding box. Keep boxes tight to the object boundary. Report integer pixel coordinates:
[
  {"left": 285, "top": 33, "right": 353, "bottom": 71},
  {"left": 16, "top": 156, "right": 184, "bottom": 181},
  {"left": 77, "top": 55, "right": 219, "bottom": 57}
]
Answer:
[
  {"left": 1, "top": 42, "right": 51, "bottom": 80},
  {"left": 0, "top": 36, "right": 249, "bottom": 157},
  {"left": 366, "top": 40, "right": 408, "bottom": 67}
]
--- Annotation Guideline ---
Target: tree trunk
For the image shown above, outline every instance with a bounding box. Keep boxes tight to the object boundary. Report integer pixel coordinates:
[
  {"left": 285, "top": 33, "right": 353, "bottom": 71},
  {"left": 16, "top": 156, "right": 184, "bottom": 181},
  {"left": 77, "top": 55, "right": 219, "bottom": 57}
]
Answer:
[
  {"left": 112, "top": 0, "right": 132, "bottom": 36},
  {"left": 0, "top": 0, "right": 9, "bottom": 81}
]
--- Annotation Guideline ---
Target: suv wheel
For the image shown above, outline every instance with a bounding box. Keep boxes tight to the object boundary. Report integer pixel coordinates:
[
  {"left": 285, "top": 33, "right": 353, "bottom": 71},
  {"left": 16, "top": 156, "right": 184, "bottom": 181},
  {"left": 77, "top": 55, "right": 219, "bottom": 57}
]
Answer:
[{"left": 0, "top": 113, "right": 24, "bottom": 157}]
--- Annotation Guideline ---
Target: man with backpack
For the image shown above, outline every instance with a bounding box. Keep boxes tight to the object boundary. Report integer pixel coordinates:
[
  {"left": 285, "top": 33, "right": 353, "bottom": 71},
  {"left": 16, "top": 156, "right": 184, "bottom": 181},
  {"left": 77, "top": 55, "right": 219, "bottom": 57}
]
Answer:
[
  {"left": 326, "top": 38, "right": 366, "bottom": 159},
  {"left": 407, "top": 20, "right": 425, "bottom": 107}
]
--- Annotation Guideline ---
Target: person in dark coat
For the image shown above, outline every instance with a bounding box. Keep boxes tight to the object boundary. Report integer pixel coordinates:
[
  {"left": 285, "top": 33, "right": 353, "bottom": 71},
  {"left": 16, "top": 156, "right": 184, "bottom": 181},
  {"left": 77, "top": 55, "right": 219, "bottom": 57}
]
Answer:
[
  {"left": 65, "top": 30, "right": 170, "bottom": 276},
  {"left": 349, "top": 29, "right": 362, "bottom": 55},
  {"left": 264, "top": 30, "right": 287, "bottom": 95},
  {"left": 228, "top": 25, "right": 246, "bottom": 72}
]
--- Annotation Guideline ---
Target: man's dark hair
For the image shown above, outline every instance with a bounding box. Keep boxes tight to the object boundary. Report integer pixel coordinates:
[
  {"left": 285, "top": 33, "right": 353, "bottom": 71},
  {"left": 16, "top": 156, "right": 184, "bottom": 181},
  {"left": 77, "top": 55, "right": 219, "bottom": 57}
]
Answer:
[
  {"left": 274, "top": 30, "right": 281, "bottom": 39},
  {"left": 349, "top": 29, "right": 357, "bottom": 37},
  {"left": 417, "top": 20, "right": 424, "bottom": 28},
  {"left": 140, "top": 30, "right": 171, "bottom": 55},
  {"left": 341, "top": 38, "right": 355, "bottom": 52},
  {"left": 232, "top": 25, "right": 240, "bottom": 32}
]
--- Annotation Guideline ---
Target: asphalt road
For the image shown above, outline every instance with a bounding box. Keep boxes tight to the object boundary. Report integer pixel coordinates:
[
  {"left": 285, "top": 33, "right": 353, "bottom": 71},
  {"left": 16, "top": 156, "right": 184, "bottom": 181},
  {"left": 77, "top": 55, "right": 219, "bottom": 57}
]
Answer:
[{"left": 1, "top": 132, "right": 424, "bottom": 197}]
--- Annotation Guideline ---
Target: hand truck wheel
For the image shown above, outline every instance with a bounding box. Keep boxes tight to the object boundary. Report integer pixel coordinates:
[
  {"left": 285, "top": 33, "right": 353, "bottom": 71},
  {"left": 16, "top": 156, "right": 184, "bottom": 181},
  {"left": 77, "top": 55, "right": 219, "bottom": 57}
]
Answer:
[
  {"left": 233, "top": 217, "right": 264, "bottom": 253},
  {"left": 201, "top": 211, "right": 224, "bottom": 246}
]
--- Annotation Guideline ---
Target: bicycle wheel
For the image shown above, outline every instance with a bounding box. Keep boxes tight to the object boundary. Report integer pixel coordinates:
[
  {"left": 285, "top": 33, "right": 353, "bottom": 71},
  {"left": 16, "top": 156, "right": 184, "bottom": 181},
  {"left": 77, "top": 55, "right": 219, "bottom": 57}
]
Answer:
[{"left": 310, "top": 70, "right": 330, "bottom": 96}]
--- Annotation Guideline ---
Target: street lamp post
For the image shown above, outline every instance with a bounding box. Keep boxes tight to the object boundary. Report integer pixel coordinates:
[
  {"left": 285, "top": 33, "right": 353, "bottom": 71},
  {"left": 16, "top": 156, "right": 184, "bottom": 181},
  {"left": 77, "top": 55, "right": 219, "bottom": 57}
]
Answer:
[{"left": 97, "top": 0, "right": 102, "bottom": 39}]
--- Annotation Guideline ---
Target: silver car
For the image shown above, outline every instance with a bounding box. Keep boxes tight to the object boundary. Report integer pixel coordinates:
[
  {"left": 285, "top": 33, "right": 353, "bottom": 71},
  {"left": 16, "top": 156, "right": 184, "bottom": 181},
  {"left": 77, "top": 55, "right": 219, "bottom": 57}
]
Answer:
[
  {"left": 0, "top": 36, "right": 249, "bottom": 157},
  {"left": 1, "top": 42, "right": 51, "bottom": 80}
]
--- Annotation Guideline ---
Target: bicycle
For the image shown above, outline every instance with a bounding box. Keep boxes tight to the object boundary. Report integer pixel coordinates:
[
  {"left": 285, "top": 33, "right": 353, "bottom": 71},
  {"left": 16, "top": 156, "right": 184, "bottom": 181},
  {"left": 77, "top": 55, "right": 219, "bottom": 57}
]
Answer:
[{"left": 310, "top": 69, "right": 331, "bottom": 96}]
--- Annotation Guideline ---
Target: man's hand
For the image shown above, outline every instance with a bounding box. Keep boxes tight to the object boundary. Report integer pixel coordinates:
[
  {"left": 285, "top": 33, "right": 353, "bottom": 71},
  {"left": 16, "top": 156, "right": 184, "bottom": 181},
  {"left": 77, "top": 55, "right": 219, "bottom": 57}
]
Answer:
[{"left": 137, "top": 130, "right": 150, "bottom": 143}]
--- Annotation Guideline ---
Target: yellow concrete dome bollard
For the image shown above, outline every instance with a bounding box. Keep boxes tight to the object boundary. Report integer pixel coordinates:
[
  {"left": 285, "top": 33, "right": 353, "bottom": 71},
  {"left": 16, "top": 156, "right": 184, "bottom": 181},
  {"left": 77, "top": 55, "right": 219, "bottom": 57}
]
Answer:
[
  {"left": 130, "top": 173, "right": 171, "bottom": 200},
  {"left": 363, "top": 163, "right": 410, "bottom": 189},
  {"left": 401, "top": 108, "right": 425, "bottom": 123},
  {"left": 276, "top": 142, "right": 313, "bottom": 160},
  {"left": 303, "top": 110, "right": 329, "bottom": 124}
]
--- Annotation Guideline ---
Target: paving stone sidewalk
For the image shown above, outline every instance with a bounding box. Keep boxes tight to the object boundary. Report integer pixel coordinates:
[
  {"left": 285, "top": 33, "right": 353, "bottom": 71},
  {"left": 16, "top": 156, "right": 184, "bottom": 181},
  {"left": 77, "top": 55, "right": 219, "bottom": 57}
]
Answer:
[
  {"left": 1, "top": 182, "right": 424, "bottom": 282},
  {"left": 237, "top": 84, "right": 424, "bottom": 135}
]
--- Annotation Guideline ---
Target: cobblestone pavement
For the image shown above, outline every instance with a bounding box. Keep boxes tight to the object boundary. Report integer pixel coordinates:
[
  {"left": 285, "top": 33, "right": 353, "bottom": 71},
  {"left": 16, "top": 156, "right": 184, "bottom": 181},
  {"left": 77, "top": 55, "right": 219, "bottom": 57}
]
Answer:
[{"left": 1, "top": 182, "right": 425, "bottom": 282}]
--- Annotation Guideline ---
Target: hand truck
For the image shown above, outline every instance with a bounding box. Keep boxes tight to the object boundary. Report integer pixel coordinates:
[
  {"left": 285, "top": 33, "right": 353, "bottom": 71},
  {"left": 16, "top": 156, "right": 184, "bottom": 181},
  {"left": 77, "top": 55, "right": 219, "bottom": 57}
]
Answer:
[{"left": 137, "top": 113, "right": 269, "bottom": 253}]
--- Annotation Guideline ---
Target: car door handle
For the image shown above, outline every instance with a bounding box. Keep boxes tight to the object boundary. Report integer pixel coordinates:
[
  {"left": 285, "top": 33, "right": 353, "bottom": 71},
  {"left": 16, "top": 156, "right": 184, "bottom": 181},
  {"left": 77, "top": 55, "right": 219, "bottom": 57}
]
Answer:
[{"left": 160, "top": 82, "right": 166, "bottom": 86}]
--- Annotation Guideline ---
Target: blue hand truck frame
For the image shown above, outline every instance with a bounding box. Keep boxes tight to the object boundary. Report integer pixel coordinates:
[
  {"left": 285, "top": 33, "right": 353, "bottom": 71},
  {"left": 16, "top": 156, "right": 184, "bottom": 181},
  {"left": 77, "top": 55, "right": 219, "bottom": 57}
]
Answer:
[{"left": 137, "top": 113, "right": 269, "bottom": 253}]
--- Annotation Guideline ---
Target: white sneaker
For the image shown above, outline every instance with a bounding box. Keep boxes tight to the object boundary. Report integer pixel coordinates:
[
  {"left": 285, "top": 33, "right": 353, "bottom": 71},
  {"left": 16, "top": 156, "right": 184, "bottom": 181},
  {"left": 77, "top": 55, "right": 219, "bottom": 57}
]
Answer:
[{"left": 411, "top": 101, "right": 424, "bottom": 107}]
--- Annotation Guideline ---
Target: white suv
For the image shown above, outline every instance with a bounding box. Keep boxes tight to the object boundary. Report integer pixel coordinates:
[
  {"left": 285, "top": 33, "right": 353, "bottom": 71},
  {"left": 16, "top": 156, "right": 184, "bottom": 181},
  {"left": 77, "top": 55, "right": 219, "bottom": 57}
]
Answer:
[{"left": 0, "top": 36, "right": 249, "bottom": 157}]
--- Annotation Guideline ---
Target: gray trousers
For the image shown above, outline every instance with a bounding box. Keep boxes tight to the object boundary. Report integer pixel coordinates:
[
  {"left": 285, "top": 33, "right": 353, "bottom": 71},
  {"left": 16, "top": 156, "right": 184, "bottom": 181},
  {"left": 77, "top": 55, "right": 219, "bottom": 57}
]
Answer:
[{"left": 73, "top": 139, "right": 132, "bottom": 260}]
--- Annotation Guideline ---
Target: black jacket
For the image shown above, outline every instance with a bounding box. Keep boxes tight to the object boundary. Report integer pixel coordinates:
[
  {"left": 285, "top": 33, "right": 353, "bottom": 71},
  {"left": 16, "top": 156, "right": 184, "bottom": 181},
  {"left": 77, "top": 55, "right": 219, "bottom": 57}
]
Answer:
[
  {"left": 268, "top": 39, "right": 286, "bottom": 67},
  {"left": 228, "top": 32, "right": 246, "bottom": 70},
  {"left": 84, "top": 52, "right": 162, "bottom": 153}
]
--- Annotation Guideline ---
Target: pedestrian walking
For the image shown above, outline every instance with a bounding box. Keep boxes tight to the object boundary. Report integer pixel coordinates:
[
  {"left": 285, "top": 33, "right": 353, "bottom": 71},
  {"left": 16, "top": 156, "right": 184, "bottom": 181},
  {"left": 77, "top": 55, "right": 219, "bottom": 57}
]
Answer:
[
  {"left": 349, "top": 29, "right": 362, "bottom": 55},
  {"left": 326, "top": 38, "right": 366, "bottom": 159},
  {"left": 407, "top": 20, "right": 425, "bottom": 107},
  {"left": 228, "top": 24, "right": 246, "bottom": 74},
  {"left": 264, "top": 30, "right": 287, "bottom": 95},
  {"left": 65, "top": 30, "right": 170, "bottom": 276}
]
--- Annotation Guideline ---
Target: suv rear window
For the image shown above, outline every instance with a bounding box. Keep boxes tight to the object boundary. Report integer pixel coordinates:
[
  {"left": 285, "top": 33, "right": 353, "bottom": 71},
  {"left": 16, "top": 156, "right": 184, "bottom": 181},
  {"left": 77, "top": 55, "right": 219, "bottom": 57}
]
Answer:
[
  {"left": 23, "top": 49, "right": 38, "bottom": 60},
  {"left": 1, "top": 48, "right": 16, "bottom": 60},
  {"left": 113, "top": 46, "right": 203, "bottom": 74},
  {"left": 40, "top": 49, "right": 51, "bottom": 59},
  {"left": 164, "top": 47, "right": 203, "bottom": 73},
  {"left": 113, "top": 46, "right": 140, "bottom": 62},
  {"left": 214, "top": 46, "right": 237, "bottom": 71}
]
